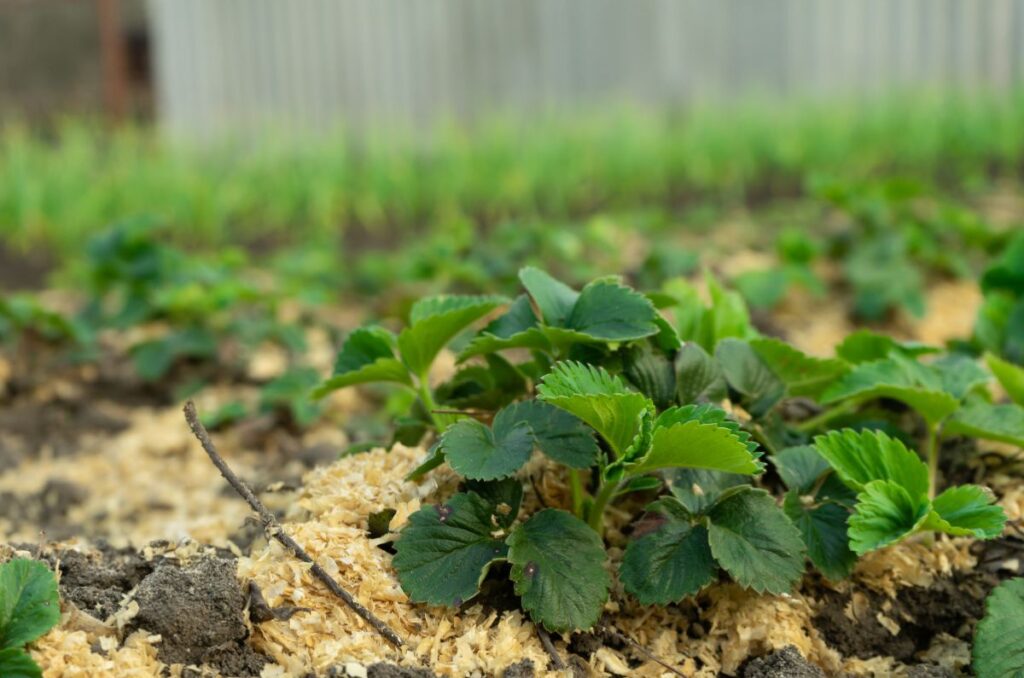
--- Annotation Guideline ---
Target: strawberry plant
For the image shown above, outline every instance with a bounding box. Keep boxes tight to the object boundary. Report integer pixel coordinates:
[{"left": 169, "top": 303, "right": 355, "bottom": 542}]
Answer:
[
  {"left": 804, "top": 338, "right": 1024, "bottom": 494},
  {"left": 316, "top": 269, "right": 822, "bottom": 632},
  {"left": 0, "top": 559, "right": 61, "bottom": 678},
  {"left": 316, "top": 268, "right": 1016, "bottom": 633},
  {"left": 814, "top": 429, "right": 1005, "bottom": 554}
]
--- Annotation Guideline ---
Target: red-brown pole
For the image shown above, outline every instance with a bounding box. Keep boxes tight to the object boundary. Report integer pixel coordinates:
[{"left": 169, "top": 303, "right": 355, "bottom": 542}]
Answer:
[{"left": 96, "top": 0, "right": 128, "bottom": 122}]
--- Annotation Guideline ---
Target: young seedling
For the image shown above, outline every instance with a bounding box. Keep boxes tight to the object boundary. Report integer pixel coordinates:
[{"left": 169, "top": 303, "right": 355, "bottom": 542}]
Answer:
[
  {"left": 801, "top": 333, "right": 1024, "bottom": 498},
  {"left": 814, "top": 428, "right": 1005, "bottom": 554}
]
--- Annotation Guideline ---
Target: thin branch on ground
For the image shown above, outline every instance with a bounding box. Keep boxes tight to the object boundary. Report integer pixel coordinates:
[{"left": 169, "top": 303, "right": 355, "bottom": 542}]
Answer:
[
  {"left": 529, "top": 473, "right": 551, "bottom": 509},
  {"left": 601, "top": 623, "right": 686, "bottom": 677},
  {"left": 183, "top": 400, "right": 404, "bottom": 647},
  {"left": 536, "top": 626, "right": 566, "bottom": 670}
]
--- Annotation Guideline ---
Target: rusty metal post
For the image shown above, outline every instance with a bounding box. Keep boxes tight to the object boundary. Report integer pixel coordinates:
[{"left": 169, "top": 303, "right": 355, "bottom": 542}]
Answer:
[{"left": 96, "top": 0, "right": 128, "bottom": 121}]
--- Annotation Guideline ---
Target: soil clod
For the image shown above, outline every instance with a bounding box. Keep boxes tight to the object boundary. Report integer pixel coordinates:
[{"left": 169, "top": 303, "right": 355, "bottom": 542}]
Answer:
[
  {"left": 742, "top": 646, "right": 825, "bottom": 678},
  {"left": 130, "top": 556, "right": 258, "bottom": 670},
  {"left": 501, "top": 658, "right": 536, "bottom": 678}
]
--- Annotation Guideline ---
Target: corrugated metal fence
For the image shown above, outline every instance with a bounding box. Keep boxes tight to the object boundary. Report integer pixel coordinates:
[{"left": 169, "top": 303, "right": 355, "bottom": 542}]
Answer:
[{"left": 147, "top": 0, "right": 1024, "bottom": 139}]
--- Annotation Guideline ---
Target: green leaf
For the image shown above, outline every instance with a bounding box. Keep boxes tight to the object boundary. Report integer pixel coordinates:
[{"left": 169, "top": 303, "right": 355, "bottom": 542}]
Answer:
[
  {"left": 973, "top": 577, "right": 1024, "bottom": 678},
  {"left": 458, "top": 296, "right": 551, "bottom": 361},
  {"left": 735, "top": 269, "right": 790, "bottom": 310},
  {"left": 392, "top": 492, "right": 509, "bottom": 607},
  {"left": 398, "top": 295, "right": 507, "bottom": 375},
  {"left": 624, "top": 343, "right": 676, "bottom": 409},
  {"left": 507, "top": 509, "right": 609, "bottom": 632},
  {"left": 440, "top": 411, "right": 534, "bottom": 481},
  {"left": 705, "top": 274, "right": 757, "bottom": 348},
  {"left": 820, "top": 357, "right": 960, "bottom": 425},
  {"left": 987, "top": 353, "right": 1024, "bottom": 406},
  {"left": 749, "top": 337, "right": 850, "bottom": 399},
  {"left": 783, "top": 492, "right": 856, "bottom": 581},
  {"left": 313, "top": 327, "right": 411, "bottom": 398},
  {"left": 562, "top": 280, "right": 660, "bottom": 342},
  {"left": 929, "top": 353, "right": 990, "bottom": 401},
  {"left": 773, "top": 445, "right": 831, "bottom": 495},
  {"left": 628, "top": 407, "right": 761, "bottom": 476},
  {"left": 924, "top": 485, "right": 1006, "bottom": 539},
  {"left": 537, "top": 361, "right": 649, "bottom": 459},
  {"left": 0, "top": 648, "right": 41, "bottom": 678},
  {"left": 675, "top": 342, "right": 728, "bottom": 404},
  {"left": 499, "top": 400, "right": 598, "bottom": 469},
  {"left": 666, "top": 468, "right": 749, "bottom": 515},
  {"left": 131, "top": 327, "right": 218, "bottom": 381},
  {"left": 706, "top": 489, "right": 806, "bottom": 594},
  {"left": 946, "top": 401, "right": 1024, "bottom": 447},
  {"left": 847, "top": 480, "right": 931, "bottom": 555},
  {"left": 434, "top": 355, "right": 527, "bottom": 411},
  {"left": 368, "top": 509, "right": 397, "bottom": 538},
  {"left": 519, "top": 267, "right": 578, "bottom": 327},
  {"left": 813, "top": 429, "right": 930, "bottom": 499},
  {"left": 0, "top": 559, "right": 60, "bottom": 650},
  {"left": 405, "top": 442, "right": 445, "bottom": 481},
  {"left": 621, "top": 508, "right": 716, "bottom": 604},
  {"left": 464, "top": 479, "right": 523, "bottom": 529},
  {"left": 835, "top": 330, "right": 937, "bottom": 364},
  {"left": 663, "top": 274, "right": 755, "bottom": 351},
  {"left": 715, "top": 339, "right": 785, "bottom": 417}
]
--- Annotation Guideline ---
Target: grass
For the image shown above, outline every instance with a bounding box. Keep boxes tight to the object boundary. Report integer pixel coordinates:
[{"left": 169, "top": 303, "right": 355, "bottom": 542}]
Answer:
[{"left": 2, "top": 90, "right": 1023, "bottom": 264}]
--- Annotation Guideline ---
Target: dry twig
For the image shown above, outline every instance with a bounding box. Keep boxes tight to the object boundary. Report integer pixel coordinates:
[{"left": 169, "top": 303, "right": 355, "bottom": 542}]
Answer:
[
  {"left": 536, "top": 626, "right": 566, "bottom": 671},
  {"left": 601, "top": 622, "right": 686, "bottom": 677},
  {"left": 183, "top": 400, "right": 404, "bottom": 647}
]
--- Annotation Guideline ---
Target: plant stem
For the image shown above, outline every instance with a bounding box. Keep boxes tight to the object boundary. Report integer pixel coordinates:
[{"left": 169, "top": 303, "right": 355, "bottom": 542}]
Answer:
[
  {"left": 795, "top": 400, "right": 857, "bottom": 433},
  {"left": 587, "top": 479, "right": 620, "bottom": 533},
  {"left": 926, "top": 423, "right": 940, "bottom": 500},
  {"left": 569, "top": 469, "right": 584, "bottom": 518},
  {"left": 417, "top": 372, "right": 447, "bottom": 430}
]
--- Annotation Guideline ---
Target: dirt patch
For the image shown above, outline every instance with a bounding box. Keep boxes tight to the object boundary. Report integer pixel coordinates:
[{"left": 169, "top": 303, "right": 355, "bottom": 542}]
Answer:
[
  {"left": 0, "top": 394, "right": 127, "bottom": 470},
  {"left": 48, "top": 542, "right": 153, "bottom": 620},
  {"left": 0, "top": 242, "right": 53, "bottom": 290},
  {"left": 742, "top": 646, "right": 825, "bottom": 678},
  {"left": 130, "top": 555, "right": 266, "bottom": 674},
  {"left": 0, "top": 478, "right": 88, "bottom": 540},
  {"left": 812, "top": 571, "right": 996, "bottom": 663},
  {"left": 500, "top": 658, "right": 536, "bottom": 678}
]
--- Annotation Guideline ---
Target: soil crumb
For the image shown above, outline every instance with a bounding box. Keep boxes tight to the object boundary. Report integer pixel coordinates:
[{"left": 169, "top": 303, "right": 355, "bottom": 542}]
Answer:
[
  {"left": 131, "top": 555, "right": 266, "bottom": 675},
  {"left": 813, "top": 571, "right": 994, "bottom": 663},
  {"left": 49, "top": 543, "right": 152, "bottom": 620},
  {"left": 742, "top": 645, "right": 825, "bottom": 678},
  {"left": 501, "top": 658, "right": 537, "bottom": 678}
]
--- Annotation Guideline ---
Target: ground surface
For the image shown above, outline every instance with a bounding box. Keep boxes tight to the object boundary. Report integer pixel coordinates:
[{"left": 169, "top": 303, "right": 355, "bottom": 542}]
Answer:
[{"left": 3, "top": 278, "right": 1022, "bottom": 677}]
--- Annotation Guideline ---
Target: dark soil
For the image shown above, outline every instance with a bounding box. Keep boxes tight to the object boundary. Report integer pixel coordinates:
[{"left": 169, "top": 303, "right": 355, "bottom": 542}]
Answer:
[
  {"left": 500, "top": 658, "right": 536, "bottom": 678},
  {"left": 812, "top": 571, "right": 997, "bottom": 663},
  {"left": 130, "top": 556, "right": 266, "bottom": 675},
  {"left": 1, "top": 479, "right": 88, "bottom": 540},
  {"left": 741, "top": 646, "right": 825, "bottom": 678},
  {"left": 0, "top": 242, "right": 53, "bottom": 291},
  {"left": 47, "top": 542, "right": 152, "bottom": 620},
  {"left": 0, "top": 394, "right": 127, "bottom": 471}
]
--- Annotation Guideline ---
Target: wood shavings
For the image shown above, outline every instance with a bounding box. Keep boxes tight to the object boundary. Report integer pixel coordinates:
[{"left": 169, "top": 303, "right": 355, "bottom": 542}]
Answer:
[
  {"left": 854, "top": 538, "right": 976, "bottom": 596},
  {"left": 239, "top": 444, "right": 552, "bottom": 677},
  {"left": 699, "top": 585, "right": 839, "bottom": 676},
  {"left": 29, "top": 627, "right": 164, "bottom": 678}
]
